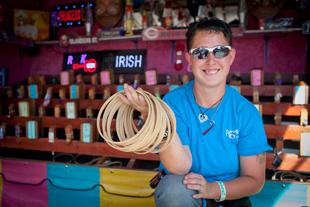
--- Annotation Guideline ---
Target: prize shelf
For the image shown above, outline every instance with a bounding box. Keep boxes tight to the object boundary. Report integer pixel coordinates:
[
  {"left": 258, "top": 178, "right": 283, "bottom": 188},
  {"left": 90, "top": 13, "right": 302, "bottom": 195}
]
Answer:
[
  {"left": 34, "top": 28, "right": 302, "bottom": 45},
  {"left": 1, "top": 82, "right": 310, "bottom": 171}
]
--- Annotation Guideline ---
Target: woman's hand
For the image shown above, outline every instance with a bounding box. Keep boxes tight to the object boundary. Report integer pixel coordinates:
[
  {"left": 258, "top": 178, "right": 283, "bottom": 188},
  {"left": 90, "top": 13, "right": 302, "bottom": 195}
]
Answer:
[
  {"left": 183, "top": 172, "right": 211, "bottom": 199},
  {"left": 117, "top": 83, "right": 149, "bottom": 115}
]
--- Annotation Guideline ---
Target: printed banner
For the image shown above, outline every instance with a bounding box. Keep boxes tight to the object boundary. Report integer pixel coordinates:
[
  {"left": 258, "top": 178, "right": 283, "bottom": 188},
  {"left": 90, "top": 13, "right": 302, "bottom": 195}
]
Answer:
[
  {"left": 47, "top": 163, "right": 100, "bottom": 207},
  {"left": 1, "top": 159, "right": 48, "bottom": 207}
]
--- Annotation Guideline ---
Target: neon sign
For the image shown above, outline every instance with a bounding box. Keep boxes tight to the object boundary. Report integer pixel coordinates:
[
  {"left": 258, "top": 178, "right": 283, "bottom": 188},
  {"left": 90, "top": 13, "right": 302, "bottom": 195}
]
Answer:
[
  {"left": 52, "top": 2, "right": 94, "bottom": 27},
  {"left": 115, "top": 55, "right": 143, "bottom": 68},
  {"left": 102, "top": 50, "right": 146, "bottom": 74},
  {"left": 72, "top": 59, "right": 97, "bottom": 73},
  {"left": 63, "top": 52, "right": 101, "bottom": 74},
  {"left": 63, "top": 50, "right": 146, "bottom": 74}
]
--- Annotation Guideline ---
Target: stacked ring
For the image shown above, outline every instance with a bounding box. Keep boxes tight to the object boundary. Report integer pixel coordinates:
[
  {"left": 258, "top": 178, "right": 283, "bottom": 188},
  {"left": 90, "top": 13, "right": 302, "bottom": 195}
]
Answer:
[{"left": 97, "top": 90, "right": 176, "bottom": 154}]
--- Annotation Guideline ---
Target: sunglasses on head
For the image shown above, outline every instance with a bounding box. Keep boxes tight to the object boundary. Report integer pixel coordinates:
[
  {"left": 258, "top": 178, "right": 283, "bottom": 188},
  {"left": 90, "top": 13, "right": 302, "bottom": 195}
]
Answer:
[{"left": 189, "top": 46, "right": 232, "bottom": 59}]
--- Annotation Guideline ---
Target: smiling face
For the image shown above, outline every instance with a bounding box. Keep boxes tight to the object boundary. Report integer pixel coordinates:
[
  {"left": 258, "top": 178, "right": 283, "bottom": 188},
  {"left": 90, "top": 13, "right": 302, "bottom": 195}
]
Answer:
[{"left": 185, "top": 30, "right": 236, "bottom": 90}]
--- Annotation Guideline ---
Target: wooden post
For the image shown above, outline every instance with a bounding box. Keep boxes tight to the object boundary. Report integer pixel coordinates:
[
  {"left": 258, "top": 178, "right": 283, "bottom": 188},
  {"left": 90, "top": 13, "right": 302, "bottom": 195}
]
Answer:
[
  {"left": 274, "top": 72, "right": 281, "bottom": 85},
  {"left": 274, "top": 109, "right": 282, "bottom": 126},
  {"left": 8, "top": 104, "right": 15, "bottom": 119},
  {"left": 59, "top": 88, "right": 66, "bottom": 101},
  {"left": 300, "top": 109, "right": 308, "bottom": 126},
  {"left": 274, "top": 86, "right": 282, "bottom": 103},
  {"left": 182, "top": 74, "right": 189, "bottom": 85},
  {"left": 103, "top": 87, "right": 111, "bottom": 101},
  {"left": 86, "top": 106, "right": 93, "bottom": 119},
  {"left": 17, "top": 85, "right": 25, "bottom": 99},
  {"left": 154, "top": 87, "right": 161, "bottom": 99},
  {"left": 276, "top": 136, "right": 284, "bottom": 154},
  {"left": 0, "top": 123, "right": 6, "bottom": 139},
  {"left": 38, "top": 105, "right": 45, "bottom": 117},
  {"left": 48, "top": 125, "right": 57, "bottom": 143},
  {"left": 119, "top": 74, "right": 124, "bottom": 84},
  {"left": 88, "top": 87, "right": 96, "bottom": 100},
  {"left": 6, "top": 88, "right": 13, "bottom": 98},
  {"left": 65, "top": 125, "right": 74, "bottom": 143},
  {"left": 76, "top": 74, "right": 83, "bottom": 83},
  {"left": 253, "top": 86, "right": 259, "bottom": 103},
  {"left": 54, "top": 104, "right": 61, "bottom": 118},
  {"left": 91, "top": 74, "right": 98, "bottom": 85}
]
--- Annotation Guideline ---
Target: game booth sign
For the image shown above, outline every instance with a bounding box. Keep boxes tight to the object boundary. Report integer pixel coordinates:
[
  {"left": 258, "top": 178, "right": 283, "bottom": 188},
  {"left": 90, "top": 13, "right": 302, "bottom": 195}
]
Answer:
[{"left": 63, "top": 50, "right": 146, "bottom": 74}]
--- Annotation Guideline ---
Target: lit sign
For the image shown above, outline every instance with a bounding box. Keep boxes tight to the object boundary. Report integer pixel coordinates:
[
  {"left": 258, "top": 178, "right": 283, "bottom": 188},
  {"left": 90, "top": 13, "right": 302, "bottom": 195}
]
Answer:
[
  {"left": 102, "top": 50, "right": 146, "bottom": 74},
  {"left": 63, "top": 50, "right": 146, "bottom": 74},
  {"left": 63, "top": 52, "right": 101, "bottom": 74},
  {"left": 52, "top": 2, "right": 94, "bottom": 27}
]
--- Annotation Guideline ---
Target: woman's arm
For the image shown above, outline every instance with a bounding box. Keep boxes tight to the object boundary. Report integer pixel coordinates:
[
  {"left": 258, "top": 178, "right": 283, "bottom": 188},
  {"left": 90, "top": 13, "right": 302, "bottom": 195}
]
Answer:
[
  {"left": 184, "top": 152, "right": 266, "bottom": 200},
  {"left": 118, "top": 83, "right": 192, "bottom": 175}
]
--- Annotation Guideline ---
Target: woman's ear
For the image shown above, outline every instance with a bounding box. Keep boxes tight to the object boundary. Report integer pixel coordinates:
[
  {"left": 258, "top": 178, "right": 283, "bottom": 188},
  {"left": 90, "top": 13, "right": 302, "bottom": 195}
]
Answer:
[
  {"left": 229, "top": 48, "right": 236, "bottom": 66},
  {"left": 185, "top": 52, "right": 191, "bottom": 66}
]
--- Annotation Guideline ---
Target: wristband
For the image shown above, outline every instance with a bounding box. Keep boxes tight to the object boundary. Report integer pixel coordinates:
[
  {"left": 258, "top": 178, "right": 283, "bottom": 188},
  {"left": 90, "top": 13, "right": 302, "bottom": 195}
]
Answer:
[{"left": 215, "top": 181, "right": 226, "bottom": 202}]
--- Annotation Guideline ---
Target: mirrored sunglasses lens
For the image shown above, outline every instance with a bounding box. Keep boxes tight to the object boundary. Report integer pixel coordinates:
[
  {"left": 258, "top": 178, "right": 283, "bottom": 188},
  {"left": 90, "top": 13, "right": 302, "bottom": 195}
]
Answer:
[
  {"left": 214, "top": 47, "right": 230, "bottom": 58},
  {"left": 193, "top": 48, "right": 209, "bottom": 59}
]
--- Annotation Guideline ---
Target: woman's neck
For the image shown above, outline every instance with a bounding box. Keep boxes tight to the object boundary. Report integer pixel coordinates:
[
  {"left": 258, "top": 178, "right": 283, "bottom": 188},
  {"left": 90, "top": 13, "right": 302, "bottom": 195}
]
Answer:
[{"left": 193, "top": 83, "right": 226, "bottom": 108}]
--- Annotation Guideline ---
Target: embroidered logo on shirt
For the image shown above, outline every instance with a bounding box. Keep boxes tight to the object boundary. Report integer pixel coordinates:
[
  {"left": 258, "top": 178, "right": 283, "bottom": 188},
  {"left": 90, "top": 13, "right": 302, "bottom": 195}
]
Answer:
[{"left": 226, "top": 129, "right": 239, "bottom": 139}]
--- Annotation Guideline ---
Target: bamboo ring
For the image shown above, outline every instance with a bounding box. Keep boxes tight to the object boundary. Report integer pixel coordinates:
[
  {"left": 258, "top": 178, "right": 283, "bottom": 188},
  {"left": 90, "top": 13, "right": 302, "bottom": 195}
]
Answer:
[{"left": 97, "top": 90, "right": 176, "bottom": 154}]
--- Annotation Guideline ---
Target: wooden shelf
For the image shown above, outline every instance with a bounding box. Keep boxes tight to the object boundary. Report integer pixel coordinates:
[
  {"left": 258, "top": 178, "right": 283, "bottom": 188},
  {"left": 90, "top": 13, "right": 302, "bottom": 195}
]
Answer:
[
  {"left": 35, "top": 35, "right": 142, "bottom": 45},
  {"left": 1, "top": 136, "right": 309, "bottom": 172},
  {"left": 0, "top": 115, "right": 305, "bottom": 141},
  {"left": 32, "top": 28, "right": 302, "bottom": 45},
  {"left": 0, "top": 136, "right": 159, "bottom": 161},
  {"left": 264, "top": 124, "right": 302, "bottom": 140},
  {"left": 1, "top": 80, "right": 310, "bottom": 172},
  {"left": 266, "top": 152, "right": 310, "bottom": 172}
]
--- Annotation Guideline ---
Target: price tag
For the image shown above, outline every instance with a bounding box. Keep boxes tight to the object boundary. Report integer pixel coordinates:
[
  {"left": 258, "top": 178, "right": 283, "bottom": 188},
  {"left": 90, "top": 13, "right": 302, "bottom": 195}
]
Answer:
[
  {"left": 29, "top": 85, "right": 38, "bottom": 99},
  {"left": 252, "top": 70, "right": 261, "bottom": 86},
  {"left": 294, "top": 86, "right": 306, "bottom": 105},
  {"left": 117, "top": 85, "right": 124, "bottom": 92},
  {"left": 146, "top": 70, "right": 155, "bottom": 85},
  {"left": 61, "top": 71, "right": 69, "bottom": 85},
  {"left": 300, "top": 132, "right": 310, "bottom": 156},
  {"left": 71, "top": 85, "right": 77, "bottom": 99},
  {"left": 48, "top": 132, "right": 54, "bottom": 143},
  {"left": 101, "top": 71, "right": 110, "bottom": 85},
  {"left": 170, "top": 85, "right": 179, "bottom": 91},
  {"left": 27, "top": 121, "right": 36, "bottom": 139},
  {"left": 254, "top": 104, "right": 263, "bottom": 117},
  {"left": 19, "top": 102, "right": 28, "bottom": 117},
  {"left": 82, "top": 123, "right": 91, "bottom": 143},
  {"left": 66, "top": 102, "right": 76, "bottom": 119}
]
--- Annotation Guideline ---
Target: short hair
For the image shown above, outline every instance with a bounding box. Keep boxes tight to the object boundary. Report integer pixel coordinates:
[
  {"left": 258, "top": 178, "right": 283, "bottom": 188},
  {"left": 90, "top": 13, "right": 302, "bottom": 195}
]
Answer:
[{"left": 186, "top": 18, "right": 232, "bottom": 52}]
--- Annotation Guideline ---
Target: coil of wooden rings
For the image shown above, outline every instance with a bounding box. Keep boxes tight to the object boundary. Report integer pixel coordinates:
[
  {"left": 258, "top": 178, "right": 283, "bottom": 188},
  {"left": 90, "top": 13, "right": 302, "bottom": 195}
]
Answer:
[{"left": 97, "top": 90, "right": 176, "bottom": 154}]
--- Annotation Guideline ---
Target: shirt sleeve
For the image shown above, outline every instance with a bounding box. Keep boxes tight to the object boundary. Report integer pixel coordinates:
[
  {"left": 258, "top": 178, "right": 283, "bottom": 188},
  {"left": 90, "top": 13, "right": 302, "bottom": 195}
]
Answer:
[{"left": 237, "top": 103, "right": 273, "bottom": 156}]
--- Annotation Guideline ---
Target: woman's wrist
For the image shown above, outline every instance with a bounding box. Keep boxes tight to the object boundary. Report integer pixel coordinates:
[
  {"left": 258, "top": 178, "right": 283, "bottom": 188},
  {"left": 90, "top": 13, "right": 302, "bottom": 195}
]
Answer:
[{"left": 214, "top": 181, "right": 226, "bottom": 202}]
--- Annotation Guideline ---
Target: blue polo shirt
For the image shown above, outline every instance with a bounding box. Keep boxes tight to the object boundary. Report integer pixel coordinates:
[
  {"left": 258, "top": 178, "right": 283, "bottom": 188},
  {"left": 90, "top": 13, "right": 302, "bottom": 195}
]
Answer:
[{"left": 159, "top": 80, "right": 272, "bottom": 182}]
